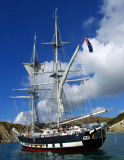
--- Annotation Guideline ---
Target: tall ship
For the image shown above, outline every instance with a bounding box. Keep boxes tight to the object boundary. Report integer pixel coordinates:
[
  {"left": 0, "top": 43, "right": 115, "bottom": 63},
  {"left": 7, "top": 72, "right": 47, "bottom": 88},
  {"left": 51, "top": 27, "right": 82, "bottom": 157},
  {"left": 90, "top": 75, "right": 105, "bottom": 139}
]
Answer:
[{"left": 11, "top": 9, "right": 108, "bottom": 152}]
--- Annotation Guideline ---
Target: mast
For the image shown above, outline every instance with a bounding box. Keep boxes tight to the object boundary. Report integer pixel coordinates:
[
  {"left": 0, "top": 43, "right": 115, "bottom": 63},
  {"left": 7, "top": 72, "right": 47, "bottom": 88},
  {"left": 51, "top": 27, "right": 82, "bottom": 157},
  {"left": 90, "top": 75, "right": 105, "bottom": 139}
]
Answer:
[
  {"left": 43, "top": 8, "right": 62, "bottom": 128},
  {"left": 33, "top": 33, "right": 36, "bottom": 65},
  {"left": 54, "top": 8, "right": 60, "bottom": 128},
  {"left": 54, "top": 8, "right": 68, "bottom": 127},
  {"left": 55, "top": 8, "right": 58, "bottom": 76},
  {"left": 31, "top": 33, "right": 37, "bottom": 134},
  {"left": 10, "top": 33, "right": 42, "bottom": 134},
  {"left": 41, "top": 8, "right": 69, "bottom": 128},
  {"left": 52, "top": 8, "right": 81, "bottom": 127}
]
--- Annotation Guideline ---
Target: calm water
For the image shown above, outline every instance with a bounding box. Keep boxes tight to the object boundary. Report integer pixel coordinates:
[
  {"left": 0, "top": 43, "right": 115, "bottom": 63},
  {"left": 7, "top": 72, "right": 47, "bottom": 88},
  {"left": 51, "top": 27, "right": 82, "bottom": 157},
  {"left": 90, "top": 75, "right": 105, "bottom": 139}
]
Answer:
[{"left": 0, "top": 133, "right": 124, "bottom": 160}]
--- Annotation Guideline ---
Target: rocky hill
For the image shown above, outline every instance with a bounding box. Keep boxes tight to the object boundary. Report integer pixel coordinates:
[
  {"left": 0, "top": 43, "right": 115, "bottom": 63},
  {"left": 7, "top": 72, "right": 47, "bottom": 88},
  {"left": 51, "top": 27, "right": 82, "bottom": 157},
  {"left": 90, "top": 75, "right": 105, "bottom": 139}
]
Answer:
[
  {"left": 107, "top": 112, "right": 124, "bottom": 125},
  {"left": 108, "top": 119, "right": 124, "bottom": 133},
  {"left": 0, "top": 121, "right": 25, "bottom": 143},
  {"left": 107, "top": 112, "right": 124, "bottom": 133}
]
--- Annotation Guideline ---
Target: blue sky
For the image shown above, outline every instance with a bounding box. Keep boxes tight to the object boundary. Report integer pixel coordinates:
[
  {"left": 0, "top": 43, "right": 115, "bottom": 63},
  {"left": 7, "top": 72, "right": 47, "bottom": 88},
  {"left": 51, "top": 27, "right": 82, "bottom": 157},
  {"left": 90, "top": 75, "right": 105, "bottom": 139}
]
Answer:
[{"left": 0, "top": 0, "right": 124, "bottom": 123}]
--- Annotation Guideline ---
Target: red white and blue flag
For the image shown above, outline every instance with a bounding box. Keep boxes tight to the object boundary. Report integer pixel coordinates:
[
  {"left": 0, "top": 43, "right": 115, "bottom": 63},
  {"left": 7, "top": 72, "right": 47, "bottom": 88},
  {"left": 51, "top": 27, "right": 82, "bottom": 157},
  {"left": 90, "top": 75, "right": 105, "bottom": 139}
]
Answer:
[{"left": 85, "top": 37, "right": 93, "bottom": 53}]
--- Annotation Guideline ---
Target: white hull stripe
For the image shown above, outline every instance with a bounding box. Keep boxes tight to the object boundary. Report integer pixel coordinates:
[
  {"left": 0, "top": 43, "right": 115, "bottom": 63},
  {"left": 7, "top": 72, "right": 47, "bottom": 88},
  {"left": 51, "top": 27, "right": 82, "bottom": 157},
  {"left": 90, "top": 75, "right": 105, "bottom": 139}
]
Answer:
[
  {"left": 55, "top": 143, "right": 60, "bottom": 147},
  {"left": 21, "top": 141, "right": 83, "bottom": 148},
  {"left": 62, "top": 141, "right": 83, "bottom": 148}
]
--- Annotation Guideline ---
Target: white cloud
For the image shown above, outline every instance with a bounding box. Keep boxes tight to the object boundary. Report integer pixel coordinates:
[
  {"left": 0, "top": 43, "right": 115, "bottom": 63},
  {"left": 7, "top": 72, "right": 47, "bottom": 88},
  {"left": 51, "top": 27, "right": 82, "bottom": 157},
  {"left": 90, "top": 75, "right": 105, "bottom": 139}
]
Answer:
[
  {"left": 14, "top": 100, "right": 57, "bottom": 125},
  {"left": 97, "top": 0, "right": 124, "bottom": 45},
  {"left": 63, "top": 0, "right": 124, "bottom": 113},
  {"left": 75, "top": 0, "right": 124, "bottom": 98},
  {"left": 21, "top": 75, "right": 30, "bottom": 87},
  {"left": 76, "top": 39, "right": 124, "bottom": 98},
  {"left": 82, "top": 17, "right": 96, "bottom": 29},
  {"left": 37, "top": 100, "right": 55, "bottom": 123},
  {"left": 91, "top": 107, "right": 106, "bottom": 114},
  {"left": 14, "top": 112, "right": 31, "bottom": 125}
]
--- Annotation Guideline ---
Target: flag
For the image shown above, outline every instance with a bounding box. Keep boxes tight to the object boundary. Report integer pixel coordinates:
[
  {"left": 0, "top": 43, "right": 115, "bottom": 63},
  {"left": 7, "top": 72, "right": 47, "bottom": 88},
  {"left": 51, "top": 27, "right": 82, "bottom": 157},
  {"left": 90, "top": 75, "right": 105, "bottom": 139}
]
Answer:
[{"left": 85, "top": 37, "right": 93, "bottom": 52}]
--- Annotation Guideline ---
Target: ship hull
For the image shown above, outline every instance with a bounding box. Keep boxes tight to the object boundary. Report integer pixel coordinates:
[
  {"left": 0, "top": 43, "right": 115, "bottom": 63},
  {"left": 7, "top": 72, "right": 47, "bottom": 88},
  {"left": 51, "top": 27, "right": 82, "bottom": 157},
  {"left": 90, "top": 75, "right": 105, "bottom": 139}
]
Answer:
[
  {"left": 18, "top": 130, "right": 106, "bottom": 152},
  {"left": 22, "top": 145, "right": 100, "bottom": 153}
]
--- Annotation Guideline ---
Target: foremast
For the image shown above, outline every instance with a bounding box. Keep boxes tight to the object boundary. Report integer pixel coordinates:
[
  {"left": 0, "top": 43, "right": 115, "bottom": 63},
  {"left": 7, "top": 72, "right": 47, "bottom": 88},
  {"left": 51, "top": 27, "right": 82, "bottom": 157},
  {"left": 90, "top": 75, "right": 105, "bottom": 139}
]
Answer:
[
  {"left": 24, "top": 33, "right": 40, "bottom": 134},
  {"left": 23, "top": 34, "right": 45, "bottom": 134},
  {"left": 10, "top": 33, "right": 45, "bottom": 135}
]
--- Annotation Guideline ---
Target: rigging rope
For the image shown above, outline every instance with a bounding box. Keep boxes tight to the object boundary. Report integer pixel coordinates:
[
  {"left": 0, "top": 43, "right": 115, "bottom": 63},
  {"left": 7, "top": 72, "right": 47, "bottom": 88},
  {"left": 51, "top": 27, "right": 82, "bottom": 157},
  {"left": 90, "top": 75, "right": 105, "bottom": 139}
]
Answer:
[
  {"left": 13, "top": 99, "right": 28, "bottom": 133},
  {"left": 13, "top": 99, "right": 19, "bottom": 115},
  {"left": 81, "top": 56, "right": 98, "bottom": 122}
]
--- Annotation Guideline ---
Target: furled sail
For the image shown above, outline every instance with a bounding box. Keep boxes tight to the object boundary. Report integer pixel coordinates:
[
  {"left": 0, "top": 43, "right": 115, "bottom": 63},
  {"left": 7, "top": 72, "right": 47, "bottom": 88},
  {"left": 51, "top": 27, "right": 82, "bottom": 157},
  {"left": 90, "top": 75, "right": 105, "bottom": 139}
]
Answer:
[
  {"left": 23, "top": 63, "right": 44, "bottom": 76},
  {"left": 57, "top": 44, "right": 80, "bottom": 119}
]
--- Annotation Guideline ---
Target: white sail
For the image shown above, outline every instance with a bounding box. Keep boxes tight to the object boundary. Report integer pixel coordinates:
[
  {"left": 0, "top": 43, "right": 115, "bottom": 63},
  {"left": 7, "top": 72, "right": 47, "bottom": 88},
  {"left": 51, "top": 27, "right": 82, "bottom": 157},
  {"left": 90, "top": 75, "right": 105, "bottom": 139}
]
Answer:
[
  {"left": 23, "top": 63, "right": 44, "bottom": 76},
  {"left": 57, "top": 44, "right": 80, "bottom": 119}
]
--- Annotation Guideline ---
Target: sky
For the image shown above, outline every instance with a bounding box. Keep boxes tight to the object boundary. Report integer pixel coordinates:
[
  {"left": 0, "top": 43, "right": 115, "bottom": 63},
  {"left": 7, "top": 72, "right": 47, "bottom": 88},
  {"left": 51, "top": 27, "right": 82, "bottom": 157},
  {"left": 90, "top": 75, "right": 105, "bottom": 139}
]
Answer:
[{"left": 0, "top": 0, "right": 124, "bottom": 124}]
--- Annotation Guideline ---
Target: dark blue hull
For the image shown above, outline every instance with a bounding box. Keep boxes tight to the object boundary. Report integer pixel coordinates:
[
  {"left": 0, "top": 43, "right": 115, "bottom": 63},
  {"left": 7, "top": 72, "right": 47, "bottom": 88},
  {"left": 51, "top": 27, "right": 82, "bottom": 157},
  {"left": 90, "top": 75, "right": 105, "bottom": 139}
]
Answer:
[{"left": 18, "top": 129, "right": 106, "bottom": 152}]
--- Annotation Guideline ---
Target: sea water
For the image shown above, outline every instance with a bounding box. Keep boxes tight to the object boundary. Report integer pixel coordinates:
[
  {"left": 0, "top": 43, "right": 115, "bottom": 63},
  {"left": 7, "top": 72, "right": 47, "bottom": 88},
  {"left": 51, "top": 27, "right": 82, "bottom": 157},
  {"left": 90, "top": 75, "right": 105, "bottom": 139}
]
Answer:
[{"left": 0, "top": 133, "right": 124, "bottom": 160}]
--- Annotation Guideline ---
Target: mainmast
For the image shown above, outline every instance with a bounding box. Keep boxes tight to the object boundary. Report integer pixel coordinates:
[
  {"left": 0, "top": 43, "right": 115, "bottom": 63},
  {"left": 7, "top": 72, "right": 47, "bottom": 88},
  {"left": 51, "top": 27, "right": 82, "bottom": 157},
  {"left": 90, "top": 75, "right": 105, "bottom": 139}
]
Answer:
[
  {"left": 54, "top": 8, "right": 61, "bottom": 128},
  {"left": 41, "top": 8, "right": 70, "bottom": 128},
  {"left": 54, "top": 8, "right": 70, "bottom": 127},
  {"left": 50, "top": 8, "right": 80, "bottom": 127},
  {"left": 31, "top": 33, "right": 37, "bottom": 134},
  {"left": 55, "top": 8, "right": 58, "bottom": 76}
]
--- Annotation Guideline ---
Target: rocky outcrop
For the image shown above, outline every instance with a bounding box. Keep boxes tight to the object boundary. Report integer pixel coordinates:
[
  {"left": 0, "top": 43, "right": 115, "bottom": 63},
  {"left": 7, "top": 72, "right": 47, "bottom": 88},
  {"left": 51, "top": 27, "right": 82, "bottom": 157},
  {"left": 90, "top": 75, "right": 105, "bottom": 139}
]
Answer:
[
  {"left": 0, "top": 121, "right": 25, "bottom": 143},
  {"left": 107, "top": 112, "right": 124, "bottom": 133},
  {"left": 108, "top": 112, "right": 124, "bottom": 126},
  {"left": 108, "top": 119, "right": 124, "bottom": 133}
]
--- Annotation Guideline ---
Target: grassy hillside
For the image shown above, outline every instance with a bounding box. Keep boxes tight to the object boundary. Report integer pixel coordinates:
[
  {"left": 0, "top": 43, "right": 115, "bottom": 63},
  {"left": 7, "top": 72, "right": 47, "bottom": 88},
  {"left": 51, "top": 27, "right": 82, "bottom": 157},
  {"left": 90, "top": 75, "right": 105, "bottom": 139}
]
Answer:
[
  {"left": 108, "top": 112, "right": 124, "bottom": 126},
  {"left": 61, "top": 116, "right": 112, "bottom": 127}
]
